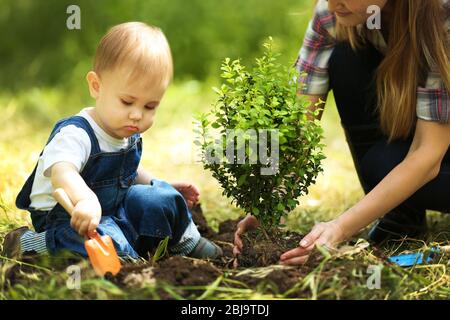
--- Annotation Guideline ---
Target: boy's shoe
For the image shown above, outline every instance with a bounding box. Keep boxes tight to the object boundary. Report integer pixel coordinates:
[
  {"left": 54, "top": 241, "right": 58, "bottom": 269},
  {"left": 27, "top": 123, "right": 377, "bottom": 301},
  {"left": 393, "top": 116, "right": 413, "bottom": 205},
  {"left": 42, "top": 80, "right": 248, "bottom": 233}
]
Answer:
[
  {"left": 188, "top": 237, "right": 223, "bottom": 259},
  {"left": 1, "top": 226, "right": 31, "bottom": 260},
  {"left": 368, "top": 209, "right": 427, "bottom": 245}
]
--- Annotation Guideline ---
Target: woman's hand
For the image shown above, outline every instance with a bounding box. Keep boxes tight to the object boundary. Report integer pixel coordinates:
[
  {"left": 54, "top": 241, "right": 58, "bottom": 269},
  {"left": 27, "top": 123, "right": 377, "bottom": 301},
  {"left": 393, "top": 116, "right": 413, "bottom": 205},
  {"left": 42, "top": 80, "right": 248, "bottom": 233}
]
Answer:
[
  {"left": 279, "top": 219, "right": 347, "bottom": 265},
  {"left": 232, "top": 215, "right": 260, "bottom": 267},
  {"left": 171, "top": 182, "right": 200, "bottom": 208}
]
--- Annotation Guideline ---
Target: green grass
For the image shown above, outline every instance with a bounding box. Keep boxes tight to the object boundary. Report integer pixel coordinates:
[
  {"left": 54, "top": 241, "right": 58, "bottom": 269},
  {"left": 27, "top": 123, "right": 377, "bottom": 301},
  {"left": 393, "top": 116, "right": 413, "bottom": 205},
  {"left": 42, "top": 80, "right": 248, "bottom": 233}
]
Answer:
[{"left": 1, "top": 82, "right": 449, "bottom": 299}]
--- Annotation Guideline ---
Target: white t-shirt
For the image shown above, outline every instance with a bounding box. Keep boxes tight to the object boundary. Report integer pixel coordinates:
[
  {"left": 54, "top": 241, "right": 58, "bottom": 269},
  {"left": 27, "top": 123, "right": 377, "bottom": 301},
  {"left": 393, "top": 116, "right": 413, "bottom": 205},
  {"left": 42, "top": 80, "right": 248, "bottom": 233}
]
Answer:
[{"left": 29, "top": 107, "right": 130, "bottom": 211}]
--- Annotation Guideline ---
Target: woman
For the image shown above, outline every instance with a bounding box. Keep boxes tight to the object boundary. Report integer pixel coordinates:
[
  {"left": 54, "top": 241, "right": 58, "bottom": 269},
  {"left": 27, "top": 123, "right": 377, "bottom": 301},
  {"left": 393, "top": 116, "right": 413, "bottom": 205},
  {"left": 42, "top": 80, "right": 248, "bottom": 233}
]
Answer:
[{"left": 234, "top": 0, "right": 450, "bottom": 265}]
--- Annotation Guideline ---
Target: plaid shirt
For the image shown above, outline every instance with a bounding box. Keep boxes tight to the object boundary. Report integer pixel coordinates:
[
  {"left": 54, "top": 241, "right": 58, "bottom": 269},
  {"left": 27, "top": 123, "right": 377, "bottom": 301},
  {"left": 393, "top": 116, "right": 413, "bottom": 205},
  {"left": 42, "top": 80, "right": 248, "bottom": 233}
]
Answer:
[{"left": 295, "top": 0, "right": 450, "bottom": 123}]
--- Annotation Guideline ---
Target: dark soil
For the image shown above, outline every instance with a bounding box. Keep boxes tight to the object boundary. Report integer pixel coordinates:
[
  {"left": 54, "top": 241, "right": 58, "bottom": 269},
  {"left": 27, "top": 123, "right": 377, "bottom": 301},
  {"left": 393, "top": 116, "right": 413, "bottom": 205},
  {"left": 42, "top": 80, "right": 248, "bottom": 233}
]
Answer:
[
  {"left": 111, "top": 254, "right": 223, "bottom": 299},
  {"left": 109, "top": 204, "right": 322, "bottom": 298},
  {"left": 237, "top": 229, "right": 303, "bottom": 267},
  {"left": 233, "top": 267, "right": 311, "bottom": 297},
  {"left": 3, "top": 204, "right": 323, "bottom": 298}
]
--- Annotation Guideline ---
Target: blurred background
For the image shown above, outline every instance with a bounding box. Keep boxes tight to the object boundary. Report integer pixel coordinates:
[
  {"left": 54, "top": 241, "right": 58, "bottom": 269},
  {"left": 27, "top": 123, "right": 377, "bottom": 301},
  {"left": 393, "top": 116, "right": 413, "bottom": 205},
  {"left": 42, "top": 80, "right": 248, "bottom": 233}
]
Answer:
[
  {"left": 0, "top": 0, "right": 366, "bottom": 234},
  {"left": 0, "top": 0, "right": 312, "bottom": 91}
]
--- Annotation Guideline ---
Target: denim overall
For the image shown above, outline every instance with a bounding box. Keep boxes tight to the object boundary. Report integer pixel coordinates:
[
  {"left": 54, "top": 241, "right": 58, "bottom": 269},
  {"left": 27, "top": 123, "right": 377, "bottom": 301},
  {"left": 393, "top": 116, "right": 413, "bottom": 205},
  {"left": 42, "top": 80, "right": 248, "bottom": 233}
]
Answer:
[
  {"left": 328, "top": 42, "right": 450, "bottom": 239},
  {"left": 16, "top": 116, "right": 193, "bottom": 259}
]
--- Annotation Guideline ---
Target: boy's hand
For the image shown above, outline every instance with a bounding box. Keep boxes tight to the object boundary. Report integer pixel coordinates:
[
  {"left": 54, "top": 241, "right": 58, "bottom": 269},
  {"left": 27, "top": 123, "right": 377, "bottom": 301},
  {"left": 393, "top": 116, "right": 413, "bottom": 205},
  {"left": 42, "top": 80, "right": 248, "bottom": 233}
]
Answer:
[
  {"left": 279, "top": 219, "right": 346, "bottom": 265},
  {"left": 171, "top": 182, "right": 200, "bottom": 208},
  {"left": 71, "top": 198, "right": 102, "bottom": 238}
]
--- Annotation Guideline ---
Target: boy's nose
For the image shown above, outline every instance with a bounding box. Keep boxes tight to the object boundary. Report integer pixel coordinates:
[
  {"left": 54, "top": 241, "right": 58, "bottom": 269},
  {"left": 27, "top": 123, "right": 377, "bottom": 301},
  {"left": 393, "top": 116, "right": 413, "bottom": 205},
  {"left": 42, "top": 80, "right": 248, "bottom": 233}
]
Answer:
[{"left": 129, "top": 109, "right": 142, "bottom": 121}]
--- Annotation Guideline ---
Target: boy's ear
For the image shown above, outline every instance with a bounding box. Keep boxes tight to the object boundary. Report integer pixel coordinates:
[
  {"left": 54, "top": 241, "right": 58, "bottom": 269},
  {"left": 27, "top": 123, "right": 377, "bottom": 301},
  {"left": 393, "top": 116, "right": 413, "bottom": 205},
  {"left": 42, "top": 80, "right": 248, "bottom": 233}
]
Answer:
[{"left": 86, "top": 71, "right": 101, "bottom": 99}]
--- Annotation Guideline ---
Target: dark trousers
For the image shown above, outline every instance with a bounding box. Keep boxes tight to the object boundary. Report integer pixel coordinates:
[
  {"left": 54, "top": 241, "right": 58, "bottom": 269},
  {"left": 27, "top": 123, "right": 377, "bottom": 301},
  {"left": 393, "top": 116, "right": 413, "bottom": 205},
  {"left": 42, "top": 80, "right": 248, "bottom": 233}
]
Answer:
[{"left": 328, "top": 42, "right": 450, "bottom": 220}]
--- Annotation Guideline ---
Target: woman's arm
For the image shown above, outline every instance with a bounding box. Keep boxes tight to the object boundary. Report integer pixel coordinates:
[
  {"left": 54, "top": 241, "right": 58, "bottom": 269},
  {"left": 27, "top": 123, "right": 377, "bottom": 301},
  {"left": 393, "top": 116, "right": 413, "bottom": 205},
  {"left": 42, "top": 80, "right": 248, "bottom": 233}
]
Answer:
[
  {"left": 336, "top": 119, "right": 450, "bottom": 238},
  {"left": 280, "top": 119, "right": 450, "bottom": 265}
]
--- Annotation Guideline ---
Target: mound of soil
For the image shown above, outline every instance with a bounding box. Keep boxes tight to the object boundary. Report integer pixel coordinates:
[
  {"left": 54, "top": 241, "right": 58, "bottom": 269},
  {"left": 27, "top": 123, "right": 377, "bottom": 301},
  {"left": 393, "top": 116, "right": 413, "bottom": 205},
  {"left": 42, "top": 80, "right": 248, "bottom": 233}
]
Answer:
[
  {"left": 237, "top": 229, "right": 303, "bottom": 268},
  {"left": 153, "top": 255, "right": 222, "bottom": 286},
  {"left": 112, "top": 204, "right": 321, "bottom": 298},
  {"left": 3, "top": 204, "right": 323, "bottom": 298}
]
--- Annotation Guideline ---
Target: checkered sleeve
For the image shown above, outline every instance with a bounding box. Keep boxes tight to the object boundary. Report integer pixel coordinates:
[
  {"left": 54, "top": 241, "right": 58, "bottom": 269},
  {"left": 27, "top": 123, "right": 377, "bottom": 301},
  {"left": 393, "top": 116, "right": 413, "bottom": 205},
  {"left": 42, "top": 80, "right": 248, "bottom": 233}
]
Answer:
[
  {"left": 416, "top": 2, "right": 450, "bottom": 123},
  {"left": 294, "top": 0, "right": 336, "bottom": 96},
  {"left": 416, "top": 72, "right": 449, "bottom": 123}
]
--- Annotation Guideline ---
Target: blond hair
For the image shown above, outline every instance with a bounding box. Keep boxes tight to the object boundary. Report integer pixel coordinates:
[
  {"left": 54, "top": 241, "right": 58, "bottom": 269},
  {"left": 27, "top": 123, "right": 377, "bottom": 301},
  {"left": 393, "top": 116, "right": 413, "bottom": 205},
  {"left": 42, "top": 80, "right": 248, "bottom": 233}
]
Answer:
[
  {"left": 93, "top": 22, "right": 173, "bottom": 88},
  {"left": 336, "top": 0, "right": 450, "bottom": 141}
]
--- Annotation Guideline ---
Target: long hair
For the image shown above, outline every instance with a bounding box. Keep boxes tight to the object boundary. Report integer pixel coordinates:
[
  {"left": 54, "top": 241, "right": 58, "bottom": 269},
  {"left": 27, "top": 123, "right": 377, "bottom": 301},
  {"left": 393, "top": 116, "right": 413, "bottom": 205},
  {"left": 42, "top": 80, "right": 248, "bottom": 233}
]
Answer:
[{"left": 335, "top": 0, "right": 449, "bottom": 141}]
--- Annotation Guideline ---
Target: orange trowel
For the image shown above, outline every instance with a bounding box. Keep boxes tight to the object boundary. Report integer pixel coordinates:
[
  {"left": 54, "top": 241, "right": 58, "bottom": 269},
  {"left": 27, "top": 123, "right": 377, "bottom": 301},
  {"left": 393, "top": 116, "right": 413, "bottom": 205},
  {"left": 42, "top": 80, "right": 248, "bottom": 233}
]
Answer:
[{"left": 52, "top": 188, "right": 121, "bottom": 276}]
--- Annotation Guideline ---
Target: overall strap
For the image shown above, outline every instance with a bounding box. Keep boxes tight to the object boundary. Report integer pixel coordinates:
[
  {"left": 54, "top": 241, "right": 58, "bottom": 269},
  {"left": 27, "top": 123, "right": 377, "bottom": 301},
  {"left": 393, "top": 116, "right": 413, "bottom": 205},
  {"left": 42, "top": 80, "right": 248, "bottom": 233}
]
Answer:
[
  {"left": 48, "top": 116, "right": 101, "bottom": 155},
  {"left": 15, "top": 115, "right": 101, "bottom": 210}
]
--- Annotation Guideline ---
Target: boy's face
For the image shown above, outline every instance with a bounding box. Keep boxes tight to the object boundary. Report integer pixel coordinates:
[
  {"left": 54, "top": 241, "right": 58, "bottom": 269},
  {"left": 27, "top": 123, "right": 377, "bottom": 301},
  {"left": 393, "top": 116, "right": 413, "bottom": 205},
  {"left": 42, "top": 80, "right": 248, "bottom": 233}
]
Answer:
[{"left": 86, "top": 68, "right": 167, "bottom": 139}]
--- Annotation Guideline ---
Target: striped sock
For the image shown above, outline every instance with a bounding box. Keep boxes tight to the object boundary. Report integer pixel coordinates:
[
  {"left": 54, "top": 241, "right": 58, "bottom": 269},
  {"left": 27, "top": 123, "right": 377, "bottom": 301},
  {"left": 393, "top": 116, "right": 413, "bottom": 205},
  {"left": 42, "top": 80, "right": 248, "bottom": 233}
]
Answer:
[
  {"left": 169, "top": 220, "right": 201, "bottom": 256},
  {"left": 20, "top": 230, "right": 48, "bottom": 254}
]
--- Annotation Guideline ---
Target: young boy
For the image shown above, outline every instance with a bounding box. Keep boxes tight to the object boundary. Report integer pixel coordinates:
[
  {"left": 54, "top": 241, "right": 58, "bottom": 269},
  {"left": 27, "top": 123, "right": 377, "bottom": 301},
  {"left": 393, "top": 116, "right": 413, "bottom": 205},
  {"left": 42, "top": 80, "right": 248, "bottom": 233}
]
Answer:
[{"left": 2, "top": 22, "right": 222, "bottom": 261}]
